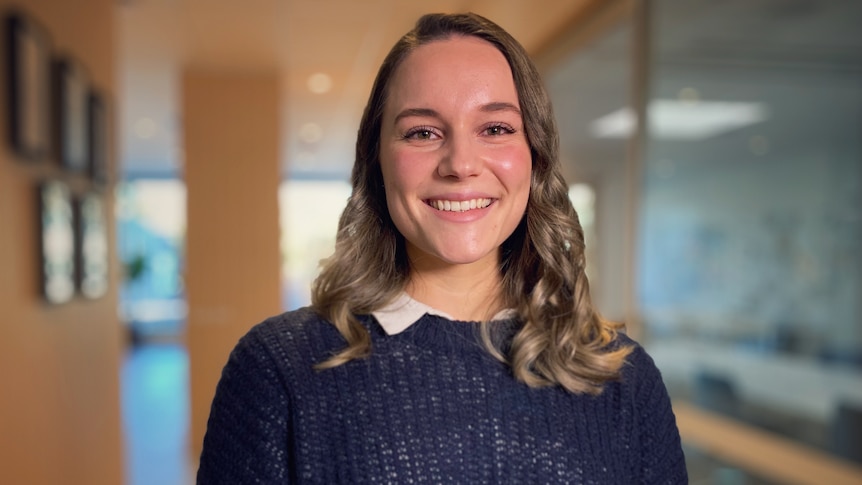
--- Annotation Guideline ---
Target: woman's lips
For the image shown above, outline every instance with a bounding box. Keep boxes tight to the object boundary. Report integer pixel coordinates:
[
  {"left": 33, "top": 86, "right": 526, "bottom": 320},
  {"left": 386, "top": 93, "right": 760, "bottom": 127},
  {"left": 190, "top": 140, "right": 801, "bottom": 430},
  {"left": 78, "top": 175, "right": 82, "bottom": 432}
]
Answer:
[{"left": 425, "top": 198, "right": 493, "bottom": 212}]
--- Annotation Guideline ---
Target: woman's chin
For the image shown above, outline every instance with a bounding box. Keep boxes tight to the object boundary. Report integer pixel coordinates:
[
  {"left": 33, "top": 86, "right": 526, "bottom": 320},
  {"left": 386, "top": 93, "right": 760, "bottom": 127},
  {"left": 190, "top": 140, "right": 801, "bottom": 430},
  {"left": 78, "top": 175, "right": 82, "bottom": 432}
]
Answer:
[{"left": 411, "top": 246, "right": 499, "bottom": 270}]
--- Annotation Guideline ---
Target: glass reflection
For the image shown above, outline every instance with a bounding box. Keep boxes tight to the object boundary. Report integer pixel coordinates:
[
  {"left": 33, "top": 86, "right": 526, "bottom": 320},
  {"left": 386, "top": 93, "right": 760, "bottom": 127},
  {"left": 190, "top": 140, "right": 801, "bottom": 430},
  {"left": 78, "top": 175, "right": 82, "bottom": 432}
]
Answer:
[{"left": 641, "top": 0, "right": 862, "bottom": 466}]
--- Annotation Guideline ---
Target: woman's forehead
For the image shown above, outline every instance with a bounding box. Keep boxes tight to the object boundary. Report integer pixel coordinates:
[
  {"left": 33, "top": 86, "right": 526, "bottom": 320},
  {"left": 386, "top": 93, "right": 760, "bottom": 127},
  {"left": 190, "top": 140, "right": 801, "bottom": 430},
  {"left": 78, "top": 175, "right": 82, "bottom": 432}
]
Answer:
[{"left": 384, "top": 36, "right": 518, "bottom": 119}]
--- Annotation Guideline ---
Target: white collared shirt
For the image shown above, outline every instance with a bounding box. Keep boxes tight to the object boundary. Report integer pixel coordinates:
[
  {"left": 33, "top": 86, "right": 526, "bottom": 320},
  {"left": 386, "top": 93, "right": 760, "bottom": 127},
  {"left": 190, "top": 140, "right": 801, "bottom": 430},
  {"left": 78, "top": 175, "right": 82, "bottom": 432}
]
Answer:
[{"left": 372, "top": 292, "right": 517, "bottom": 335}]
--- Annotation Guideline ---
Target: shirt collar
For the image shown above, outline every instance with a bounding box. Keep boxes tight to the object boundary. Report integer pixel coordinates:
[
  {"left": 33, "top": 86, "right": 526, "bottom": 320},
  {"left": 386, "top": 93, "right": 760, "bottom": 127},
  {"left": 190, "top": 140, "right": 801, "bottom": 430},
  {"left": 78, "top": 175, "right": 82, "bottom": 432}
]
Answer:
[{"left": 372, "top": 292, "right": 517, "bottom": 335}]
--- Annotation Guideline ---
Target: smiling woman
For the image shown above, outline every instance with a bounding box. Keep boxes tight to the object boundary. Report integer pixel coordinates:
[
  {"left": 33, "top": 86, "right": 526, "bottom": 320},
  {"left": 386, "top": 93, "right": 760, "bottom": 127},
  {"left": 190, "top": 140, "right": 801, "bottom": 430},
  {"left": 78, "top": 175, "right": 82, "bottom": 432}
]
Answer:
[
  {"left": 379, "top": 36, "right": 532, "bottom": 303},
  {"left": 197, "top": 12, "right": 687, "bottom": 484}
]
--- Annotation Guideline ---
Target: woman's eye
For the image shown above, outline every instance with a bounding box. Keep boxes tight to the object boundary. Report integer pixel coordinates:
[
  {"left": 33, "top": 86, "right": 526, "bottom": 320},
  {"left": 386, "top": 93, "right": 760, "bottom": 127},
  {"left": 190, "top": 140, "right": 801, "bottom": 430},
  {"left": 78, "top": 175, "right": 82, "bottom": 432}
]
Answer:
[
  {"left": 404, "top": 127, "right": 438, "bottom": 140},
  {"left": 485, "top": 124, "right": 514, "bottom": 136}
]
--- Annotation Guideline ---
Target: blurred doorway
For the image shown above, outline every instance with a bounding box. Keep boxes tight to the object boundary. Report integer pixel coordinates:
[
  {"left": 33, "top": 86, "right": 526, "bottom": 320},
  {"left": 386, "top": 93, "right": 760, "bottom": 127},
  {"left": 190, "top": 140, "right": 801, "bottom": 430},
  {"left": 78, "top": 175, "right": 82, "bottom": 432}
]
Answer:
[{"left": 116, "top": 178, "right": 191, "bottom": 485}]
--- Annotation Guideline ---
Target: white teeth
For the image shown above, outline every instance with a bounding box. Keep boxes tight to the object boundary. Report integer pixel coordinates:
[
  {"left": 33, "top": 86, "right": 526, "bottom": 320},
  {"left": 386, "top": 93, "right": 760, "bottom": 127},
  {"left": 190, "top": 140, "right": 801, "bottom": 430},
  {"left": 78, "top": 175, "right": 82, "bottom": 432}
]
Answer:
[{"left": 430, "top": 198, "right": 492, "bottom": 212}]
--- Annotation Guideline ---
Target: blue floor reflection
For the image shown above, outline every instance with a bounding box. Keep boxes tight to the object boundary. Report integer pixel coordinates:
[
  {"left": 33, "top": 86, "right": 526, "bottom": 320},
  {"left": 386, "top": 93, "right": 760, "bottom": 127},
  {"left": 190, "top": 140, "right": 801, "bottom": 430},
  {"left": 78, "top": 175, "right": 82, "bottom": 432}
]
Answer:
[{"left": 121, "top": 343, "right": 191, "bottom": 485}]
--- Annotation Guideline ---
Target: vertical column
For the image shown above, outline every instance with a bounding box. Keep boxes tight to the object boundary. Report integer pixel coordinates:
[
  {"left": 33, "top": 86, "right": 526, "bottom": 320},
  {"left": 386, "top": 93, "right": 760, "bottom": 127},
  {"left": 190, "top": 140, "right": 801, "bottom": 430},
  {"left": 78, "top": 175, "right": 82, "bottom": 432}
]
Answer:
[
  {"left": 623, "top": 0, "right": 651, "bottom": 338},
  {"left": 183, "top": 69, "right": 282, "bottom": 462}
]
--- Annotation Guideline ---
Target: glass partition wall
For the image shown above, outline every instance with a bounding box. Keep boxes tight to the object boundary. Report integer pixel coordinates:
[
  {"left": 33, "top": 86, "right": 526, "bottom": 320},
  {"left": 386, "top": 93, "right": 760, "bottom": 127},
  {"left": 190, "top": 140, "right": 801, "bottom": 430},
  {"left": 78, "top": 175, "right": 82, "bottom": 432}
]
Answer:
[
  {"left": 543, "top": 0, "right": 635, "bottom": 328},
  {"left": 643, "top": 0, "right": 862, "bottom": 477},
  {"left": 543, "top": 0, "right": 862, "bottom": 483}
]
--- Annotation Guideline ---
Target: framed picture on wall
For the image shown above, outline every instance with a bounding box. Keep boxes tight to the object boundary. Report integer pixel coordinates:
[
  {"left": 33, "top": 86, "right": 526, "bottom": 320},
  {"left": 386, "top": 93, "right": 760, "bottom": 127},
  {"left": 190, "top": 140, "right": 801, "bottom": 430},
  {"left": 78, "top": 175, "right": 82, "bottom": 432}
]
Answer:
[
  {"left": 75, "top": 192, "right": 109, "bottom": 299},
  {"left": 88, "top": 89, "right": 109, "bottom": 187},
  {"left": 53, "top": 56, "right": 89, "bottom": 174},
  {"left": 37, "top": 180, "right": 76, "bottom": 305},
  {"left": 5, "top": 10, "right": 53, "bottom": 161}
]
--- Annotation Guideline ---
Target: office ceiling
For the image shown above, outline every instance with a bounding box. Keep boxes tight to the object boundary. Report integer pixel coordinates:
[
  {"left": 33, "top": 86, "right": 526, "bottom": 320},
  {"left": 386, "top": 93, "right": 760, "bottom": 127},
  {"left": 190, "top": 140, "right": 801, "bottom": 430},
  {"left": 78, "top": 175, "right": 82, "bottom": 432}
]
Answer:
[
  {"left": 545, "top": 0, "right": 862, "bottom": 183},
  {"left": 117, "top": 0, "right": 593, "bottom": 178},
  {"left": 117, "top": 0, "right": 862, "bottom": 181}
]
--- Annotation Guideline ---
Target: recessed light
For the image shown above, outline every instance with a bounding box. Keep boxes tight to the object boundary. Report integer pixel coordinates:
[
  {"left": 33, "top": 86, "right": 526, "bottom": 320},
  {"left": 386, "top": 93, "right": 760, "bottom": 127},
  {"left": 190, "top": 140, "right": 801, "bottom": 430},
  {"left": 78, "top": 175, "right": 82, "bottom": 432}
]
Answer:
[
  {"left": 307, "top": 73, "right": 332, "bottom": 94},
  {"left": 677, "top": 87, "right": 700, "bottom": 102},
  {"left": 299, "top": 122, "right": 323, "bottom": 144},
  {"left": 133, "top": 117, "right": 157, "bottom": 139}
]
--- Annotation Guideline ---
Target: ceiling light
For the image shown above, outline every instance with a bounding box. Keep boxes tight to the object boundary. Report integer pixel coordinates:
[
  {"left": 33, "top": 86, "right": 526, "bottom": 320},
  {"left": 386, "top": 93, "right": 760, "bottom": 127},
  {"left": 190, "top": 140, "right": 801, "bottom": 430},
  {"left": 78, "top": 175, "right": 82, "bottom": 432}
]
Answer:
[
  {"left": 133, "top": 117, "right": 158, "bottom": 139},
  {"left": 299, "top": 122, "right": 323, "bottom": 144},
  {"left": 307, "top": 73, "right": 332, "bottom": 94},
  {"left": 591, "top": 110, "right": 635, "bottom": 139},
  {"left": 677, "top": 87, "right": 700, "bottom": 102},
  {"left": 590, "top": 100, "right": 769, "bottom": 140}
]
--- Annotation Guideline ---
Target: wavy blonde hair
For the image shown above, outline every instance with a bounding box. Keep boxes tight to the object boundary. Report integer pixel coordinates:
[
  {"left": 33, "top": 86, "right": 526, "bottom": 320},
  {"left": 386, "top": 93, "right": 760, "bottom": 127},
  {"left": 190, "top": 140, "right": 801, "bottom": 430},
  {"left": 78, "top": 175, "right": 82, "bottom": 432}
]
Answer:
[{"left": 311, "top": 12, "right": 631, "bottom": 394}]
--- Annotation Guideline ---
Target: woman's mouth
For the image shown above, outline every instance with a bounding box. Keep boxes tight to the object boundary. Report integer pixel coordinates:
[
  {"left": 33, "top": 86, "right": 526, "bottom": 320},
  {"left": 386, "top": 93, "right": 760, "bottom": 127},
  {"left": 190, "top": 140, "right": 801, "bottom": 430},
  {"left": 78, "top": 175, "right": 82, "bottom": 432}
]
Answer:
[{"left": 426, "top": 198, "right": 493, "bottom": 212}]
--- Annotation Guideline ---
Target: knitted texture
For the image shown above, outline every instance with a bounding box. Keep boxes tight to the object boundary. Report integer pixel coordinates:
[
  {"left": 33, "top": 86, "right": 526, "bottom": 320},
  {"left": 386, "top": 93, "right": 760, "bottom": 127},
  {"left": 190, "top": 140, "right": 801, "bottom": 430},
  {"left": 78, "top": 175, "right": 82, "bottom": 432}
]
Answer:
[{"left": 197, "top": 308, "right": 688, "bottom": 484}]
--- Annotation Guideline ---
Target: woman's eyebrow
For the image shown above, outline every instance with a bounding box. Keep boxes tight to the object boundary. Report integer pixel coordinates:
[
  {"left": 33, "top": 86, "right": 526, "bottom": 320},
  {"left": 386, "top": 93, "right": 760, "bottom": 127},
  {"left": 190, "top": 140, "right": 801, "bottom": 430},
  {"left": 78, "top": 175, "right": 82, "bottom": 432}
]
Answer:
[
  {"left": 394, "top": 108, "right": 439, "bottom": 124},
  {"left": 394, "top": 102, "right": 521, "bottom": 124},
  {"left": 480, "top": 102, "right": 521, "bottom": 115}
]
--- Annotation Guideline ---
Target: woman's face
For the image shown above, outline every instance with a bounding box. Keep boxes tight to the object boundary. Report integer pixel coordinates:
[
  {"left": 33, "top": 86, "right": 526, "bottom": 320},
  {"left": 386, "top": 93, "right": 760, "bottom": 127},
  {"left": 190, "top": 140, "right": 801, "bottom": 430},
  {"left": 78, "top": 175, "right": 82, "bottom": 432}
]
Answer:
[{"left": 379, "top": 36, "right": 532, "bottom": 271}]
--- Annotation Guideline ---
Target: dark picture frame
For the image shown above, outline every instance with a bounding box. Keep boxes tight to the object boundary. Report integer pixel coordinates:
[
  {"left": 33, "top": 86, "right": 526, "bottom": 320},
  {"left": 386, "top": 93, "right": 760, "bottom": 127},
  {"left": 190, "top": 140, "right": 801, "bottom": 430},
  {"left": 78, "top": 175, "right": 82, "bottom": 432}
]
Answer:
[
  {"left": 75, "top": 192, "right": 109, "bottom": 299},
  {"left": 5, "top": 10, "right": 53, "bottom": 161},
  {"left": 53, "top": 55, "right": 89, "bottom": 173},
  {"left": 87, "top": 89, "right": 108, "bottom": 187},
  {"left": 37, "top": 180, "right": 76, "bottom": 304}
]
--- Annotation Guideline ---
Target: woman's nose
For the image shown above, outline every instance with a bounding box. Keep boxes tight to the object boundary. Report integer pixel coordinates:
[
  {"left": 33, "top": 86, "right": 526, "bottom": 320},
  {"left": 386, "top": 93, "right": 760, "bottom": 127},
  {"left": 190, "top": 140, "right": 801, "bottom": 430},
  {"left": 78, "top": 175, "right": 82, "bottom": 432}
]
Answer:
[{"left": 437, "top": 135, "right": 482, "bottom": 179}]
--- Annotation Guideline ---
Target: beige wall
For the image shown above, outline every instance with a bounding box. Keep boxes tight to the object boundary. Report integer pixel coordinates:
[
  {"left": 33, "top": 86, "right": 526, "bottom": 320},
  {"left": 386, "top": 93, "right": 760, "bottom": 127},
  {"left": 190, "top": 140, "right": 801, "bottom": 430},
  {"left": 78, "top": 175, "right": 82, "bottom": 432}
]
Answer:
[
  {"left": 183, "top": 69, "right": 283, "bottom": 462},
  {"left": 0, "top": 1, "right": 124, "bottom": 484}
]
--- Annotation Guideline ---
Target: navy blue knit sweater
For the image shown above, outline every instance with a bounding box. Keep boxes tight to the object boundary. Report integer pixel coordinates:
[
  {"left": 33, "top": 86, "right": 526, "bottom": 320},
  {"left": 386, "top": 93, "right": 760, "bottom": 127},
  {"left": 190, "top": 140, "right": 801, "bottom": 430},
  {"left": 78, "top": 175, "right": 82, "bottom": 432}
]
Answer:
[{"left": 197, "top": 307, "right": 687, "bottom": 484}]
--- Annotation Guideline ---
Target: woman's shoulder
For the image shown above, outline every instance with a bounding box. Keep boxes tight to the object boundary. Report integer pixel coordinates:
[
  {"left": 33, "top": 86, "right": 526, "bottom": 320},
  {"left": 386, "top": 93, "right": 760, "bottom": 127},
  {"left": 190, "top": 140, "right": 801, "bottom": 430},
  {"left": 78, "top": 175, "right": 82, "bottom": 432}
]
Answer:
[
  {"left": 230, "top": 307, "right": 346, "bottom": 372},
  {"left": 247, "top": 305, "right": 350, "bottom": 344},
  {"left": 611, "top": 330, "right": 649, "bottom": 361},
  {"left": 247, "top": 306, "right": 335, "bottom": 340},
  {"left": 603, "top": 331, "right": 666, "bottom": 387}
]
